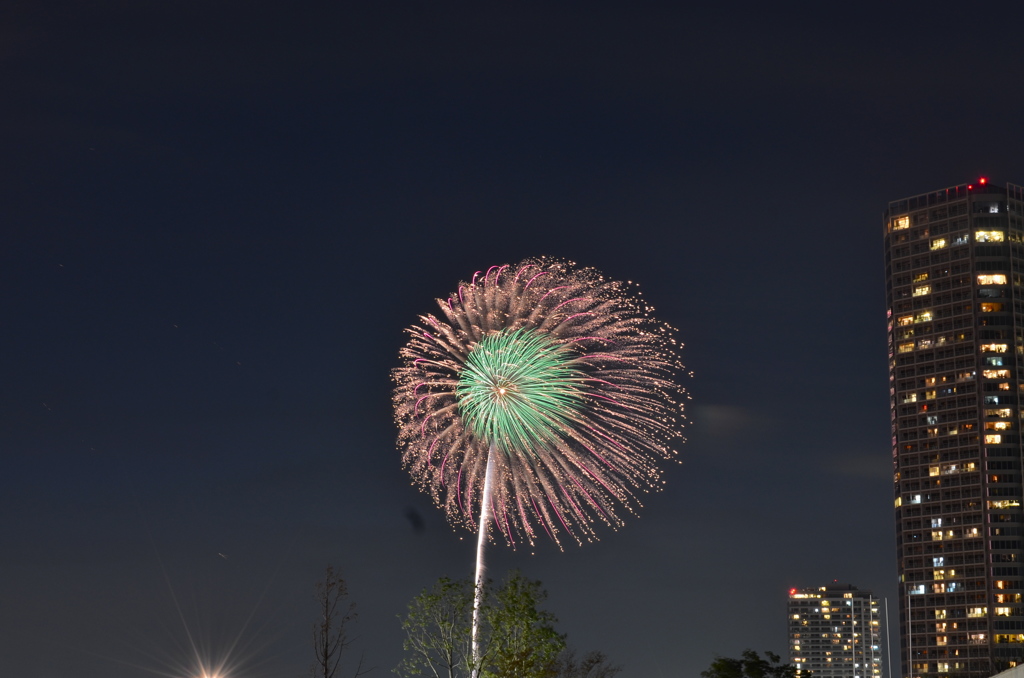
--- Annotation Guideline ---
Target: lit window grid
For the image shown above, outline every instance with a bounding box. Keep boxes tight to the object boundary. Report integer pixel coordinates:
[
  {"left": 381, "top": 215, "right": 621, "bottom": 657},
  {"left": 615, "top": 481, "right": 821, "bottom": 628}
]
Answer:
[
  {"left": 885, "top": 183, "right": 1024, "bottom": 677},
  {"left": 788, "top": 587, "right": 882, "bottom": 677}
]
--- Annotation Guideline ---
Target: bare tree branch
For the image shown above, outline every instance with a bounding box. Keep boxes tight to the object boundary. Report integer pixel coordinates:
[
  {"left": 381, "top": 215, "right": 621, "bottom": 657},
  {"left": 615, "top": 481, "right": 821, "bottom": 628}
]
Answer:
[{"left": 311, "top": 564, "right": 371, "bottom": 678}]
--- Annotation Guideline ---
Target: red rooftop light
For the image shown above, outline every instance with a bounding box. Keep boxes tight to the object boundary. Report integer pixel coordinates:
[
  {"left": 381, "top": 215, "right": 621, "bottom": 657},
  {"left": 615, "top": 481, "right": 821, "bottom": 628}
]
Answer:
[{"left": 980, "top": 177, "right": 988, "bottom": 185}]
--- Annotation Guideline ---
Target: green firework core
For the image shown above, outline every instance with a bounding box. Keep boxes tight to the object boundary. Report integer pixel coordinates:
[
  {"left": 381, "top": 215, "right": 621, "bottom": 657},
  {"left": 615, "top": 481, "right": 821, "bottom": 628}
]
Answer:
[{"left": 457, "top": 328, "right": 585, "bottom": 456}]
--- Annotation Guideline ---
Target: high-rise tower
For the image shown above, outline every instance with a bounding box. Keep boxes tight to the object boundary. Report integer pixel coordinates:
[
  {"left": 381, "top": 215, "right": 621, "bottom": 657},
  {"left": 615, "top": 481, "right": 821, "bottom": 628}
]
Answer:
[
  {"left": 788, "top": 584, "right": 883, "bottom": 678},
  {"left": 886, "top": 179, "right": 1024, "bottom": 677}
]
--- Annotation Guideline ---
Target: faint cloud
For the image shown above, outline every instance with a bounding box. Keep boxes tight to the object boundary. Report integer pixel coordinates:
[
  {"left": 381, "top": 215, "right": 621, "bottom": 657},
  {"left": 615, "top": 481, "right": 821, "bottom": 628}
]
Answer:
[
  {"left": 829, "top": 452, "right": 891, "bottom": 480},
  {"left": 685, "top": 404, "right": 780, "bottom": 465},
  {"left": 692, "top": 404, "right": 775, "bottom": 442}
]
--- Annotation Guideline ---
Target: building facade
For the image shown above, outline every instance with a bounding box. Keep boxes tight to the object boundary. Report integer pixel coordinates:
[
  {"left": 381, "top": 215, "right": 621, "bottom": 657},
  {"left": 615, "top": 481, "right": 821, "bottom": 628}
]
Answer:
[
  {"left": 886, "top": 180, "right": 1024, "bottom": 677},
  {"left": 788, "top": 584, "right": 883, "bottom": 678}
]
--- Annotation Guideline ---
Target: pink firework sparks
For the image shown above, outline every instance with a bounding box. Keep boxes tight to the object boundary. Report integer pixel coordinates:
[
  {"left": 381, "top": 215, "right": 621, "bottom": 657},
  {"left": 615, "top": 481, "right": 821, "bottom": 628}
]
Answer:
[{"left": 392, "top": 257, "right": 686, "bottom": 548}]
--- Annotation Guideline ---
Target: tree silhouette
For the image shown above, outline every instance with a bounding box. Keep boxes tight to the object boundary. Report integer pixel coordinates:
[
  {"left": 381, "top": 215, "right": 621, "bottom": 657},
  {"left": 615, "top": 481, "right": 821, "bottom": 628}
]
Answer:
[
  {"left": 701, "top": 650, "right": 800, "bottom": 678},
  {"left": 397, "top": 571, "right": 574, "bottom": 678},
  {"left": 311, "top": 564, "right": 368, "bottom": 678}
]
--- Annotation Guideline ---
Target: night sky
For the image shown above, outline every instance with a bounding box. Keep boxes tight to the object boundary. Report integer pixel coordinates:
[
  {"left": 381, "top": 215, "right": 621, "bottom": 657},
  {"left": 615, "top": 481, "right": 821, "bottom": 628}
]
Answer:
[{"left": 7, "top": 3, "right": 1024, "bottom": 677}]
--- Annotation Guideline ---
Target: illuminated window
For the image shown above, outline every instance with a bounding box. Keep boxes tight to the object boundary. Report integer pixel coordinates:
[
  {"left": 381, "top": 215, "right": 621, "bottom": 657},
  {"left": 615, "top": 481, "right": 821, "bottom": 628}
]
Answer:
[
  {"left": 909, "top": 584, "right": 925, "bottom": 594},
  {"left": 984, "top": 370, "right": 1012, "bottom": 379},
  {"left": 931, "top": 238, "right": 947, "bottom": 250},
  {"left": 934, "top": 557, "right": 945, "bottom": 567},
  {"left": 936, "top": 636, "right": 948, "bottom": 646},
  {"left": 910, "top": 494, "right": 922, "bottom": 504},
  {"left": 925, "top": 390, "right": 937, "bottom": 399},
  {"left": 981, "top": 343, "right": 1009, "bottom": 353},
  {"left": 986, "top": 434, "right": 1003, "bottom": 444},
  {"left": 976, "top": 230, "right": 1005, "bottom": 242},
  {"left": 897, "top": 315, "right": 913, "bottom": 326},
  {"left": 914, "top": 272, "right": 929, "bottom": 282},
  {"left": 935, "top": 608, "right": 947, "bottom": 618},
  {"left": 932, "top": 530, "right": 945, "bottom": 541},
  {"left": 934, "top": 569, "right": 946, "bottom": 580},
  {"left": 929, "top": 466, "right": 940, "bottom": 476},
  {"left": 996, "top": 634, "right": 1024, "bottom": 643},
  {"left": 982, "top": 303, "right": 1004, "bottom": 312},
  {"left": 898, "top": 342, "right": 914, "bottom": 353},
  {"left": 996, "top": 594, "right": 1023, "bottom": 603},
  {"left": 989, "top": 500, "right": 1022, "bottom": 509},
  {"left": 986, "top": 421, "right": 1012, "bottom": 431},
  {"left": 969, "top": 606, "right": 987, "bottom": 617},
  {"left": 997, "top": 607, "right": 1013, "bottom": 616},
  {"left": 979, "top": 274, "right": 1008, "bottom": 285},
  {"left": 914, "top": 285, "right": 932, "bottom": 296},
  {"left": 918, "top": 338, "right": 932, "bottom": 349},
  {"left": 915, "top": 311, "right": 933, "bottom": 323},
  {"left": 893, "top": 216, "right": 910, "bottom": 230},
  {"left": 1000, "top": 382, "right": 1012, "bottom": 391}
]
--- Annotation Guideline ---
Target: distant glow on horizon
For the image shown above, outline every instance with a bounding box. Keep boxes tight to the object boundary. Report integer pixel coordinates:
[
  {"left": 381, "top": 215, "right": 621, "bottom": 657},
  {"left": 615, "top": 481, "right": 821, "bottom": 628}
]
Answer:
[{"left": 393, "top": 257, "right": 687, "bottom": 547}]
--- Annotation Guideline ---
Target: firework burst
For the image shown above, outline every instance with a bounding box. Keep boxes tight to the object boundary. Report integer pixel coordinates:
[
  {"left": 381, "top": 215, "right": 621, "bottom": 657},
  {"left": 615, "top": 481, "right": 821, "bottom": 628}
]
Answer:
[{"left": 392, "top": 258, "right": 686, "bottom": 549}]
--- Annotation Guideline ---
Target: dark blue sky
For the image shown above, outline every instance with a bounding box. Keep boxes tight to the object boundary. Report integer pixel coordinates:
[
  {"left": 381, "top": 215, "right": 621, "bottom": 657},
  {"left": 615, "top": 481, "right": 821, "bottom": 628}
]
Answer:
[{"left": 6, "top": 2, "right": 1024, "bottom": 677}]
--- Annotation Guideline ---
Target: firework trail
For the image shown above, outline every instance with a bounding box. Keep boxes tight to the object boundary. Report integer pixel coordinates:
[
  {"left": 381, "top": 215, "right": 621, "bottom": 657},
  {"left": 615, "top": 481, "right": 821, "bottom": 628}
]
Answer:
[{"left": 392, "top": 258, "right": 686, "bottom": 671}]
